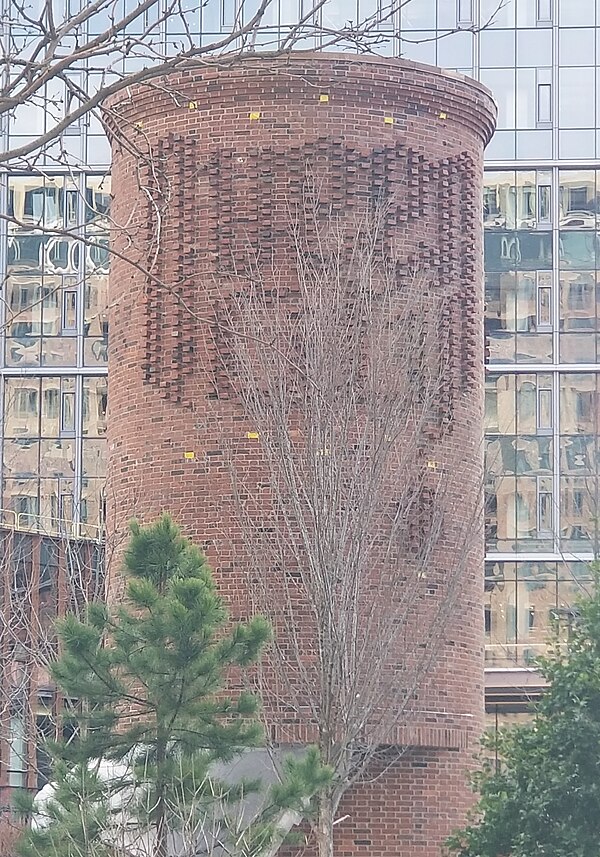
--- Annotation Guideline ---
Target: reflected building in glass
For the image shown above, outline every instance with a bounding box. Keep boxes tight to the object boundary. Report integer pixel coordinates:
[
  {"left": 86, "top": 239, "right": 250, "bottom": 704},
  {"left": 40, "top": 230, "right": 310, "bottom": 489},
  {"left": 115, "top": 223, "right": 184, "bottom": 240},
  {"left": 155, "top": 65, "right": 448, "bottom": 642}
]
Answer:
[
  {"left": 1, "top": 176, "right": 109, "bottom": 540},
  {"left": 0, "top": 0, "right": 599, "bottom": 739}
]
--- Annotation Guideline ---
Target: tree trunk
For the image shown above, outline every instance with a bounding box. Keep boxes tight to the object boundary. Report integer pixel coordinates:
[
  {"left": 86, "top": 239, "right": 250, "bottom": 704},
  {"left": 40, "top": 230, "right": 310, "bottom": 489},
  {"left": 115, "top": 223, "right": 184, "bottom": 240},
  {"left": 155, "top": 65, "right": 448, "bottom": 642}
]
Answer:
[
  {"left": 315, "top": 791, "right": 336, "bottom": 857},
  {"left": 154, "top": 738, "right": 168, "bottom": 857}
]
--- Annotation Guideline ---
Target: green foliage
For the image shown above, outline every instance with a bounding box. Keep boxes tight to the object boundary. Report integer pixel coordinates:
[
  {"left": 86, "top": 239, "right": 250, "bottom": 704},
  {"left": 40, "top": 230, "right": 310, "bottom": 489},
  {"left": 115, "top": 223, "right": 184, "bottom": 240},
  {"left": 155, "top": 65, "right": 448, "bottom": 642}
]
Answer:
[
  {"left": 18, "top": 515, "right": 329, "bottom": 857},
  {"left": 447, "top": 570, "right": 600, "bottom": 857}
]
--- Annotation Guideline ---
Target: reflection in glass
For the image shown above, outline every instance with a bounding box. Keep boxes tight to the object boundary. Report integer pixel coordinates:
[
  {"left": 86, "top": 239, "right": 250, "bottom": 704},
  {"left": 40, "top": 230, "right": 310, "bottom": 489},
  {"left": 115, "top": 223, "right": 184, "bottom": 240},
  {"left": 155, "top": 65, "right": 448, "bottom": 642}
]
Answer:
[
  {"left": 559, "top": 170, "right": 598, "bottom": 227},
  {"left": 484, "top": 562, "right": 565, "bottom": 668},
  {"left": 560, "top": 231, "right": 600, "bottom": 268},
  {"left": 484, "top": 171, "right": 546, "bottom": 229},
  {"left": 560, "top": 333, "right": 597, "bottom": 363},
  {"left": 560, "top": 373, "right": 599, "bottom": 434},
  {"left": 485, "top": 271, "right": 554, "bottom": 363},
  {"left": 1, "top": 176, "right": 111, "bottom": 532},
  {"left": 485, "top": 231, "right": 553, "bottom": 271},
  {"left": 486, "top": 470, "right": 556, "bottom": 551},
  {"left": 560, "top": 434, "right": 598, "bottom": 473},
  {"left": 84, "top": 274, "right": 108, "bottom": 365},
  {"left": 560, "top": 476, "right": 599, "bottom": 550},
  {"left": 82, "top": 379, "right": 107, "bottom": 438},
  {"left": 560, "top": 272, "right": 599, "bottom": 332}
]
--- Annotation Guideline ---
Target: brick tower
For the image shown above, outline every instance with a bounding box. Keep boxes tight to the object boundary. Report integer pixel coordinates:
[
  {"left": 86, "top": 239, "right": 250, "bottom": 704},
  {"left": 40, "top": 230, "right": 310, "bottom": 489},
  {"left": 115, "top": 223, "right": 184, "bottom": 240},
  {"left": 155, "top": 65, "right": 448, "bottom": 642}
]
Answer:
[{"left": 105, "top": 54, "right": 496, "bottom": 855}]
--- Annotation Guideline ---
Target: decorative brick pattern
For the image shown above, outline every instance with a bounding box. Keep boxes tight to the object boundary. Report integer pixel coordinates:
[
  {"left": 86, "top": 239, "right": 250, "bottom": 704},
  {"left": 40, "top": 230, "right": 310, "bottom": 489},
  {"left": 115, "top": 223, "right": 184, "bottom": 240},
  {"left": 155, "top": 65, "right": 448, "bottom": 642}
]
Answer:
[{"left": 105, "top": 54, "right": 496, "bottom": 855}]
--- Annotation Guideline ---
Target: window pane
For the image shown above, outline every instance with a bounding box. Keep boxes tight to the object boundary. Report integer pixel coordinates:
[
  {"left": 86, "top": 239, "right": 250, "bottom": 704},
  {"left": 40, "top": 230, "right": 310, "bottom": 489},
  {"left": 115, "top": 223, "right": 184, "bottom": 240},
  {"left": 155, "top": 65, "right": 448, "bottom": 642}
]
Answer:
[
  {"left": 559, "top": 67, "right": 596, "bottom": 127},
  {"left": 559, "top": 0, "right": 595, "bottom": 26},
  {"left": 8, "top": 715, "right": 26, "bottom": 787},
  {"left": 560, "top": 170, "right": 597, "bottom": 227},
  {"left": 481, "top": 29, "right": 515, "bottom": 67},
  {"left": 560, "top": 373, "right": 599, "bottom": 433},
  {"left": 560, "top": 232, "right": 600, "bottom": 268},
  {"left": 559, "top": 27, "right": 596, "bottom": 65},
  {"left": 560, "top": 272, "right": 599, "bottom": 331},
  {"left": 536, "top": 81, "right": 552, "bottom": 125},
  {"left": 437, "top": 30, "right": 474, "bottom": 69},
  {"left": 561, "top": 476, "right": 599, "bottom": 551},
  {"left": 481, "top": 0, "right": 515, "bottom": 26},
  {"left": 400, "top": 0, "right": 436, "bottom": 28},
  {"left": 517, "top": 69, "right": 537, "bottom": 127},
  {"left": 516, "top": 29, "right": 552, "bottom": 66},
  {"left": 480, "top": 69, "right": 516, "bottom": 128},
  {"left": 517, "top": 129, "right": 553, "bottom": 159},
  {"left": 560, "top": 130, "right": 596, "bottom": 159},
  {"left": 61, "top": 391, "right": 75, "bottom": 434}
]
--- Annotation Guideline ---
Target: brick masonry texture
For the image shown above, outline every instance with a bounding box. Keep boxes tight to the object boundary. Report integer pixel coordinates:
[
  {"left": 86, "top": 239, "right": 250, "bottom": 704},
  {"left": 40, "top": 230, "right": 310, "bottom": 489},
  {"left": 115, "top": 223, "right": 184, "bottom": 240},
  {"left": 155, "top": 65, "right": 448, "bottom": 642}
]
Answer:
[{"left": 105, "top": 54, "right": 496, "bottom": 855}]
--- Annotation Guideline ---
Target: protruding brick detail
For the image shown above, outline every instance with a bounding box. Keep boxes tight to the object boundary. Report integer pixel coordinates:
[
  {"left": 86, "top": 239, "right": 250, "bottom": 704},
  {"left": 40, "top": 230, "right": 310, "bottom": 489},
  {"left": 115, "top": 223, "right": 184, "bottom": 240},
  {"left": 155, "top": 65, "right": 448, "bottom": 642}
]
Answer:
[{"left": 106, "top": 54, "right": 495, "bottom": 856}]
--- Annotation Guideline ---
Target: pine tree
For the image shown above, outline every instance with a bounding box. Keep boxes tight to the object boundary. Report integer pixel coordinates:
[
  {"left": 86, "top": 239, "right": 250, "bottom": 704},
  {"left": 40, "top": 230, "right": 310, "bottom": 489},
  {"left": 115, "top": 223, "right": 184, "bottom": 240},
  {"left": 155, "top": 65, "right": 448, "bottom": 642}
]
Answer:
[{"left": 17, "top": 515, "right": 329, "bottom": 857}]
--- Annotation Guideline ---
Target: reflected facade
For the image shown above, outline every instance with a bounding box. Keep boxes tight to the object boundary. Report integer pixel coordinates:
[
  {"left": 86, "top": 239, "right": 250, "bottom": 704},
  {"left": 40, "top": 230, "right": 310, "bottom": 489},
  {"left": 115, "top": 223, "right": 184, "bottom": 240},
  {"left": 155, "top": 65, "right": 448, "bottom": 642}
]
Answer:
[
  {"left": 1, "top": 0, "right": 599, "bottom": 672},
  {"left": 0, "top": 176, "right": 109, "bottom": 539}
]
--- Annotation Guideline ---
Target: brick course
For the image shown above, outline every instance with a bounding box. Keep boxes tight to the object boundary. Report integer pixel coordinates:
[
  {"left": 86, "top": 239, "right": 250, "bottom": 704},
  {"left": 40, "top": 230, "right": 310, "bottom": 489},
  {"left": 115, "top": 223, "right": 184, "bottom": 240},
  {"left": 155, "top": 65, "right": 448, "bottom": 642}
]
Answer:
[{"left": 105, "top": 54, "right": 496, "bottom": 855}]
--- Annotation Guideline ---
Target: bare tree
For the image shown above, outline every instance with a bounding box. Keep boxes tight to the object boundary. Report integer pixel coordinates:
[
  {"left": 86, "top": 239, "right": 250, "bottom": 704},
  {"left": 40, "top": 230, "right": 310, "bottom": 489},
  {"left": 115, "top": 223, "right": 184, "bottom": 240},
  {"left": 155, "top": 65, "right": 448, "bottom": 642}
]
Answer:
[
  {"left": 214, "top": 194, "right": 483, "bottom": 857},
  {"left": 0, "top": 527, "right": 103, "bottom": 807},
  {"left": 0, "top": 0, "right": 506, "bottom": 169}
]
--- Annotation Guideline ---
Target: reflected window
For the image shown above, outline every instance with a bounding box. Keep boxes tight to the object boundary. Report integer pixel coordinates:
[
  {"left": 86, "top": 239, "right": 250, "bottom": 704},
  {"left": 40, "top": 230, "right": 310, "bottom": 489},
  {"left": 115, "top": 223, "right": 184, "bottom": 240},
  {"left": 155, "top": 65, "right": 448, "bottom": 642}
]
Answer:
[
  {"left": 23, "top": 186, "right": 59, "bottom": 227},
  {"left": 560, "top": 170, "right": 597, "bottom": 227},
  {"left": 560, "top": 374, "right": 599, "bottom": 433},
  {"left": 61, "top": 290, "right": 78, "bottom": 334},
  {"left": 537, "top": 280, "right": 552, "bottom": 329},
  {"left": 13, "top": 495, "right": 39, "bottom": 525},
  {"left": 560, "top": 476, "right": 598, "bottom": 549},
  {"left": 484, "top": 170, "right": 549, "bottom": 230},
  {"left": 14, "top": 388, "right": 38, "bottom": 417},
  {"left": 537, "top": 477, "right": 553, "bottom": 535},
  {"left": 8, "top": 714, "right": 26, "bottom": 788},
  {"left": 85, "top": 176, "right": 111, "bottom": 225},
  {"left": 560, "top": 272, "right": 599, "bottom": 359},
  {"left": 60, "top": 391, "right": 75, "bottom": 435},
  {"left": 43, "top": 389, "right": 59, "bottom": 420},
  {"left": 39, "top": 540, "right": 59, "bottom": 589}
]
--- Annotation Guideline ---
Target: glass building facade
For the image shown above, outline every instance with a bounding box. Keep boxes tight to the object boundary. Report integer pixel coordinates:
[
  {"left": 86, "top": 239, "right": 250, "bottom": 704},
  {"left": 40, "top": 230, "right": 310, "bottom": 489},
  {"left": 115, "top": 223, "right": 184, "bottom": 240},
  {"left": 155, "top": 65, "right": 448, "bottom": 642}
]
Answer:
[
  {"left": 0, "top": 175, "right": 109, "bottom": 541},
  {"left": 1, "top": 0, "right": 599, "bottom": 677}
]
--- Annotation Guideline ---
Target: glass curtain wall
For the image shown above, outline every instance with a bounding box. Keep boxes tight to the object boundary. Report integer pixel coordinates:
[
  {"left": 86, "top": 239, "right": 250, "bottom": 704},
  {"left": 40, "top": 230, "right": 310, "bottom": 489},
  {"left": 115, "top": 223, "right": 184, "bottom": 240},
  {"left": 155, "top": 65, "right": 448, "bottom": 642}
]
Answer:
[
  {"left": 0, "top": 174, "right": 109, "bottom": 539},
  {"left": 396, "top": 0, "right": 600, "bottom": 668}
]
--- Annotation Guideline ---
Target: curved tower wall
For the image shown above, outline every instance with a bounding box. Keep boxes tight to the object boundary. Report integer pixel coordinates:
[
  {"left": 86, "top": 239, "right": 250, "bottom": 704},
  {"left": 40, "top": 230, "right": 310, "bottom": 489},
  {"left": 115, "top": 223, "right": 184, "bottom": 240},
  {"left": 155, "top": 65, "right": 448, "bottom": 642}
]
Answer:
[{"left": 106, "top": 55, "right": 496, "bottom": 855}]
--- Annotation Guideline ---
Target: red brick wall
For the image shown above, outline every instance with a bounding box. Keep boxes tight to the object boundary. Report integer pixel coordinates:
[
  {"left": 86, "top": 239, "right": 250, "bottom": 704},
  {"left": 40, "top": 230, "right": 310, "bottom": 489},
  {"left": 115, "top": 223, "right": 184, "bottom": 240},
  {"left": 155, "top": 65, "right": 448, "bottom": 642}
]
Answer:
[{"left": 105, "top": 54, "right": 496, "bottom": 855}]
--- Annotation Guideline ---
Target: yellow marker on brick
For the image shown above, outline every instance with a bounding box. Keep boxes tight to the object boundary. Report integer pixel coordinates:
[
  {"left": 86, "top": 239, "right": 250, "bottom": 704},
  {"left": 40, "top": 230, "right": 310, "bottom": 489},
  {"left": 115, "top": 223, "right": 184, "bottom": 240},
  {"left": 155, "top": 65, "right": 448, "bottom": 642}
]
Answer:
[
  {"left": 188, "top": 100, "right": 197, "bottom": 110},
  {"left": 439, "top": 111, "right": 448, "bottom": 119},
  {"left": 249, "top": 111, "right": 261, "bottom": 121},
  {"left": 384, "top": 116, "right": 394, "bottom": 125},
  {"left": 427, "top": 460, "right": 438, "bottom": 470},
  {"left": 246, "top": 431, "right": 260, "bottom": 439},
  {"left": 134, "top": 121, "right": 144, "bottom": 129},
  {"left": 184, "top": 451, "right": 195, "bottom": 460},
  {"left": 319, "top": 93, "right": 329, "bottom": 103}
]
